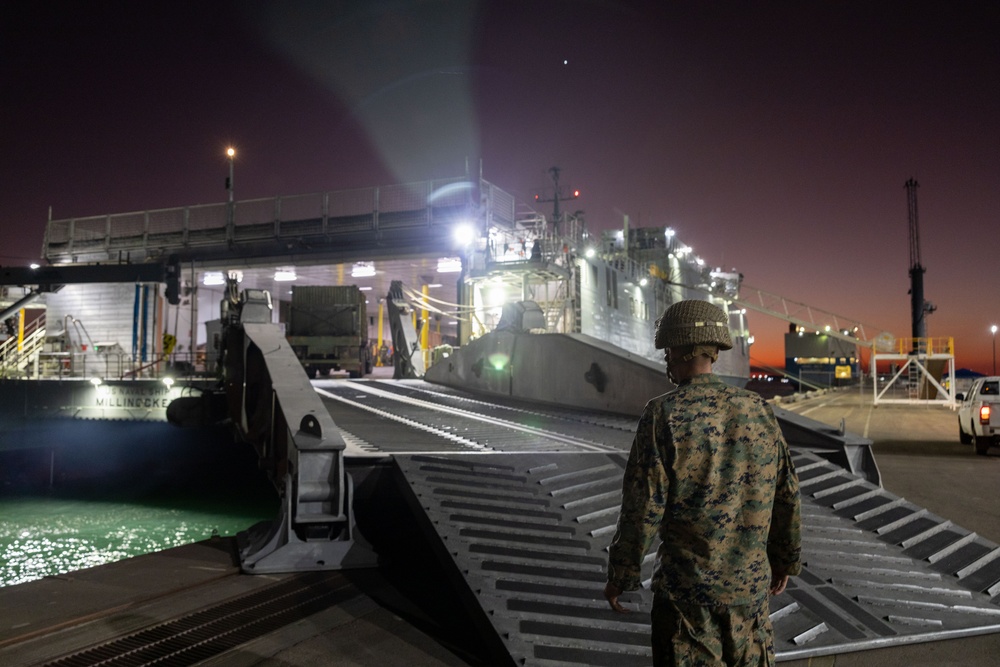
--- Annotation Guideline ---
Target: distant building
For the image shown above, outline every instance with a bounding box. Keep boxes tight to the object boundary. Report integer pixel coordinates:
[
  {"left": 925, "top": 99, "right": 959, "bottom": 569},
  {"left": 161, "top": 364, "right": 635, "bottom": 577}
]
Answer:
[
  {"left": 943, "top": 368, "right": 985, "bottom": 396},
  {"left": 785, "top": 324, "right": 860, "bottom": 387}
]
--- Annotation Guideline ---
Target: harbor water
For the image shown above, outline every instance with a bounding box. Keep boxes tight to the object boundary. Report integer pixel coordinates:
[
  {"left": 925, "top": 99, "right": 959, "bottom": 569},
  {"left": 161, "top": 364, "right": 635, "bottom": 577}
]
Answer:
[{"left": 0, "top": 423, "right": 277, "bottom": 588}]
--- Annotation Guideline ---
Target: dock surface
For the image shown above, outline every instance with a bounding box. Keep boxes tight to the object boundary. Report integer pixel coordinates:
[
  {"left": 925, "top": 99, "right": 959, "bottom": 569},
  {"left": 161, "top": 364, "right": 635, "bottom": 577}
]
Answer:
[{"left": 3, "top": 384, "right": 1000, "bottom": 666}]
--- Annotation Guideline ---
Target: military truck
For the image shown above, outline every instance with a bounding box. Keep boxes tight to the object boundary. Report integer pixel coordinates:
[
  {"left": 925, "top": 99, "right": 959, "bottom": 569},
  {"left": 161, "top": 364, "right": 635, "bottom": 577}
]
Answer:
[{"left": 286, "top": 285, "right": 372, "bottom": 379}]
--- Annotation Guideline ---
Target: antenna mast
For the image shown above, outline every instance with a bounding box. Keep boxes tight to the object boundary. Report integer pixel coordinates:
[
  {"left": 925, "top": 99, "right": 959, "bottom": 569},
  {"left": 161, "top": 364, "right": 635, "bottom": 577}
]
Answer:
[{"left": 534, "top": 167, "right": 580, "bottom": 232}]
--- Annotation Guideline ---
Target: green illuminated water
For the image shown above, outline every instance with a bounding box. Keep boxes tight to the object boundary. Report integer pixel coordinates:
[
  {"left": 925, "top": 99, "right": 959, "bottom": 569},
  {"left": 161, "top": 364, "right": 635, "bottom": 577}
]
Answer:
[{"left": 0, "top": 425, "right": 276, "bottom": 588}]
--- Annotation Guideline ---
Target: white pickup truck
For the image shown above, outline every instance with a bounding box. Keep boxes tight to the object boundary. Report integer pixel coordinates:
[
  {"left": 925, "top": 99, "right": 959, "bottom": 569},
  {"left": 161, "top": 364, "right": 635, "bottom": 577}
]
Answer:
[{"left": 957, "top": 376, "right": 1000, "bottom": 455}]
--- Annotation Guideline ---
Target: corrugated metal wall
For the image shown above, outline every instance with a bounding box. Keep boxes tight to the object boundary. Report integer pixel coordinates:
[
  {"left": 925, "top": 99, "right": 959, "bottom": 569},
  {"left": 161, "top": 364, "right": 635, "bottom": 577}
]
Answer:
[{"left": 45, "top": 283, "right": 158, "bottom": 360}]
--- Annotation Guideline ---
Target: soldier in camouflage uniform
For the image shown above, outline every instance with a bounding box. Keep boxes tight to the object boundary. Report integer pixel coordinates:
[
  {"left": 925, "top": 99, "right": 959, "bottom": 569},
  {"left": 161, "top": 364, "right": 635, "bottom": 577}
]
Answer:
[{"left": 604, "top": 299, "right": 801, "bottom": 666}]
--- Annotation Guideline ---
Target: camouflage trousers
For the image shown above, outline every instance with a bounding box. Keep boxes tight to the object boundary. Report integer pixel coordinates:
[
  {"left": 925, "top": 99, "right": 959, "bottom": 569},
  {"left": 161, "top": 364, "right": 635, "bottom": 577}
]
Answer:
[{"left": 650, "top": 595, "right": 774, "bottom": 667}]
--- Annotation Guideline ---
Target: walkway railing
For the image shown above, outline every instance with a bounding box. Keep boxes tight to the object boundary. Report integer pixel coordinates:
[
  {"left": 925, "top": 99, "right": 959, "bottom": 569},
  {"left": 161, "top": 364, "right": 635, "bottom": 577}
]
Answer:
[
  {"left": 43, "top": 177, "right": 517, "bottom": 263},
  {"left": 0, "top": 313, "right": 46, "bottom": 378}
]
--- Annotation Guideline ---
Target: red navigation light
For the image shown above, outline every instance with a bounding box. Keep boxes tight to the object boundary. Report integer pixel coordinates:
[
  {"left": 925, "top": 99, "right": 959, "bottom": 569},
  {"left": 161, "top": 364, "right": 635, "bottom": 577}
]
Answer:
[
  {"left": 573, "top": 189, "right": 580, "bottom": 198},
  {"left": 534, "top": 194, "right": 539, "bottom": 201}
]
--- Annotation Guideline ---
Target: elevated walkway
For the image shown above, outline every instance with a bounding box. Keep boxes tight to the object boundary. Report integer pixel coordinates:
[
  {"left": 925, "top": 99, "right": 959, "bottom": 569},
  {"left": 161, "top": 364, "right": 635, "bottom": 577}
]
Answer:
[{"left": 42, "top": 177, "right": 516, "bottom": 265}]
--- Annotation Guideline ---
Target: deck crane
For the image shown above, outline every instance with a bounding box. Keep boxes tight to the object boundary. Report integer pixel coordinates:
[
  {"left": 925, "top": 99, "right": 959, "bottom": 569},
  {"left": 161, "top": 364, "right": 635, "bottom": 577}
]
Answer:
[{"left": 906, "top": 178, "right": 936, "bottom": 343}]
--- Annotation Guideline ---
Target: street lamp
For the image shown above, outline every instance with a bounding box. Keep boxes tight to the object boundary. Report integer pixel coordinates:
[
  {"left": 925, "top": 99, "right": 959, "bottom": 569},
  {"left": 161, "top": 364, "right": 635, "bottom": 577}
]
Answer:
[
  {"left": 225, "top": 147, "right": 236, "bottom": 244},
  {"left": 992, "top": 324, "right": 997, "bottom": 375},
  {"left": 226, "top": 147, "right": 235, "bottom": 201}
]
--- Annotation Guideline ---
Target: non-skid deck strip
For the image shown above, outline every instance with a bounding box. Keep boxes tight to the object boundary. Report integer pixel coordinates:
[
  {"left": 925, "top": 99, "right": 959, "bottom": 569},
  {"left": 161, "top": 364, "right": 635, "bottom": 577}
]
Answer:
[{"left": 394, "top": 449, "right": 1000, "bottom": 666}]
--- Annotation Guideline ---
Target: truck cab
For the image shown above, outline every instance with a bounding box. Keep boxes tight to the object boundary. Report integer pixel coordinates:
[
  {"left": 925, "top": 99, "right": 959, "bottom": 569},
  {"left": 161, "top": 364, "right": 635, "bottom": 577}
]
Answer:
[{"left": 957, "top": 376, "right": 1000, "bottom": 455}]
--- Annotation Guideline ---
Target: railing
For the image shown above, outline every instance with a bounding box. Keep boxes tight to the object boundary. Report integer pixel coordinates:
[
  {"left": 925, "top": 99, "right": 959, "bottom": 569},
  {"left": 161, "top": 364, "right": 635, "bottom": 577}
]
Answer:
[
  {"left": 43, "top": 177, "right": 517, "bottom": 263},
  {"left": 875, "top": 336, "right": 955, "bottom": 357},
  {"left": 735, "top": 285, "right": 887, "bottom": 348},
  {"left": 0, "top": 313, "right": 46, "bottom": 378},
  {"left": 2, "top": 327, "right": 212, "bottom": 382}
]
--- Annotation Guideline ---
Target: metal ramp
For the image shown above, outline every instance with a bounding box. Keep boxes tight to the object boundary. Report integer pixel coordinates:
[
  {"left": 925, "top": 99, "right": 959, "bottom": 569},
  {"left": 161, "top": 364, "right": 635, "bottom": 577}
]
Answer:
[{"left": 391, "top": 449, "right": 1000, "bottom": 665}]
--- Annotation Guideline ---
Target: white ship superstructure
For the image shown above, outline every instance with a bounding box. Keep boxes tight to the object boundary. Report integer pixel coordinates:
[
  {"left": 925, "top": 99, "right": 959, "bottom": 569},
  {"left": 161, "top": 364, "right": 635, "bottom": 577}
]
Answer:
[{"left": 461, "top": 213, "right": 751, "bottom": 387}]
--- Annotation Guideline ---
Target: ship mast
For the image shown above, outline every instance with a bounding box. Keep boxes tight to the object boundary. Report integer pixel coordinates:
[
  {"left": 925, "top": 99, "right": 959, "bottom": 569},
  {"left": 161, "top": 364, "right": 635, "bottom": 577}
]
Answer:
[{"left": 534, "top": 166, "right": 579, "bottom": 232}]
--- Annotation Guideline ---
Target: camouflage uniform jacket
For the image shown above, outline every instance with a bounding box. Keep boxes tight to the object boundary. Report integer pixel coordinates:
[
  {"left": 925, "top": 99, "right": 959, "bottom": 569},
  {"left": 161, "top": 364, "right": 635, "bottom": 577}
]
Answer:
[{"left": 607, "top": 373, "right": 801, "bottom": 606}]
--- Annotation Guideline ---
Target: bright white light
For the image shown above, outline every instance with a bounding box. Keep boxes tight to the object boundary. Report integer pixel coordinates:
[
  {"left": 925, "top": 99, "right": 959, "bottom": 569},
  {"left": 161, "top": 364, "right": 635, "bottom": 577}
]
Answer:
[
  {"left": 427, "top": 283, "right": 443, "bottom": 288},
  {"left": 90, "top": 377, "right": 102, "bottom": 387},
  {"left": 695, "top": 257, "right": 705, "bottom": 266},
  {"left": 226, "top": 147, "right": 235, "bottom": 158},
  {"left": 203, "top": 272, "right": 225, "bottom": 286},
  {"left": 615, "top": 230, "right": 624, "bottom": 239},
  {"left": 29, "top": 263, "right": 40, "bottom": 269},
  {"left": 437, "top": 257, "right": 462, "bottom": 273},
  {"left": 665, "top": 228, "right": 675, "bottom": 238},
  {"left": 639, "top": 277, "right": 648, "bottom": 286},
  {"left": 585, "top": 247, "right": 596, "bottom": 258},
  {"left": 162, "top": 377, "right": 175, "bottom": 388},
  {"left": 273, "top": 267, "right": 297, "bottom": 281},
  {"left": 351, "top": 262, "right": 376, "bottom": 277},
  {"left": 358, "top": 286, "right": 373, "bottom": 291},
  {"left": 453, "top": 224, "right": 476, "bottom": 247},
  {"left": 487, "top": 286, "right": 507, "bottom": 307},
  {"left": 748, "top": 336, "right": 755, "bottom": 345},
  {"left": 677, "top": 246, "right": 691, "bottom": 255},
  {"left": 992, "top": 325, "right": 998, "bottom": 335}
]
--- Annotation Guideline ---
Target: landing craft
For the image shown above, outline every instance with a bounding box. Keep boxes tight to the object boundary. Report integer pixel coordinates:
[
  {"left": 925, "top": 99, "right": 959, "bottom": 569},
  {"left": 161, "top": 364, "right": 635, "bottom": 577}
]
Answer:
[{"left": 421, "top": 213, "right": 751, "bottom": 415}]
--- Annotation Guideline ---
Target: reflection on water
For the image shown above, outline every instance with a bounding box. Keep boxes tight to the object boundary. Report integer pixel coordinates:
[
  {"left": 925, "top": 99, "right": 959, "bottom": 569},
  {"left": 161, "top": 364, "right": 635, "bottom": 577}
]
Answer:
[{"left": 0, "top": 424, "right": 276, "bottom": 588}]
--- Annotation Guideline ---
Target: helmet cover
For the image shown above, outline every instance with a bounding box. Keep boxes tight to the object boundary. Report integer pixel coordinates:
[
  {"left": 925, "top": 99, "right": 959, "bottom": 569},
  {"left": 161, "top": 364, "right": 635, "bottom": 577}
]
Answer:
[{"left": 654, "top": 300, "right": 733, "bottom": 351}]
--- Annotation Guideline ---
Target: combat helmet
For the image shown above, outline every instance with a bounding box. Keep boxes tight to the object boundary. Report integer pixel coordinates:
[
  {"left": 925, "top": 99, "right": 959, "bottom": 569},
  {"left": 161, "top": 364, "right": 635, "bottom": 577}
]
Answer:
[{"left": 654, "top": 300, "right": 733, "bottom": 351}]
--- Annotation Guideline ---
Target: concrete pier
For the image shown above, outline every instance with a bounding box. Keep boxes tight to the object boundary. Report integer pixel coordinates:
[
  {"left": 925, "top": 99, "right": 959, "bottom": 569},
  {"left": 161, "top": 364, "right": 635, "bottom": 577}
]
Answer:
[{"left": 2, "top": 383, "right": 999, "bottom": 666}]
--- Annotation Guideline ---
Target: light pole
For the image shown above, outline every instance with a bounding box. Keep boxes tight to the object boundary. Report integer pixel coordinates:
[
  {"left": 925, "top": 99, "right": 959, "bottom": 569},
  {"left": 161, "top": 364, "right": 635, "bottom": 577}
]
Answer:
[
  {"left": 992, "top": 324, "right": 997, "bottom": 375},
  {"left": 226, "top": 147, "right": 235, "bottom": 201},
  {"left": 225, "top": 147, "right": 235, "bottom": 245}
]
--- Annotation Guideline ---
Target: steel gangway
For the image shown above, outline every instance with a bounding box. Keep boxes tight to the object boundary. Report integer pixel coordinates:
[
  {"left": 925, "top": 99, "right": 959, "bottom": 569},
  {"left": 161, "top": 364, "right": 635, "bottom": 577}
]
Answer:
[{"left": 0, "top": 313, "right": 46, "bottom": 379}]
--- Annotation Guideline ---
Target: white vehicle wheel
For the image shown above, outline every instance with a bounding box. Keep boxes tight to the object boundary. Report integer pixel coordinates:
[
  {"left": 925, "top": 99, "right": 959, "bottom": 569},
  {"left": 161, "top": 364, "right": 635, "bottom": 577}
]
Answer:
[{"left": 959, "top": 418, "right": 973, "bottom": 445}]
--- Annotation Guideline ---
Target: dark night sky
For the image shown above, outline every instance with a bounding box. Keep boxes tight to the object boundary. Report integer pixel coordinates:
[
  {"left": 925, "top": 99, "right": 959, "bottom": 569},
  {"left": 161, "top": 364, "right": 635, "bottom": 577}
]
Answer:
[{"left": 2, "top": 1, "right": 998, "bottom": 370}]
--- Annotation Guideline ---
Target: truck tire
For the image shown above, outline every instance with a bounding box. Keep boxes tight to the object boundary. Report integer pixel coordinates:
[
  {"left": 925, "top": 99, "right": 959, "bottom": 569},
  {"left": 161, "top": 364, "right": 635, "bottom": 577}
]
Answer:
[
  {"left": 974, "top": 434, "right": 990, "bottom": 456},
  {"left": 959, "top": 418, "right": 972, "bottom": 444}
]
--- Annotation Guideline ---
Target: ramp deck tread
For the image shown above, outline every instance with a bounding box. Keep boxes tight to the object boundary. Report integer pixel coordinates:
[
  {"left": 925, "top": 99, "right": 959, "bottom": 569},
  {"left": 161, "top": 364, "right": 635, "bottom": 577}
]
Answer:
[{"left": 394, "top": 449, "right": 1000, "bottom": 665}]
